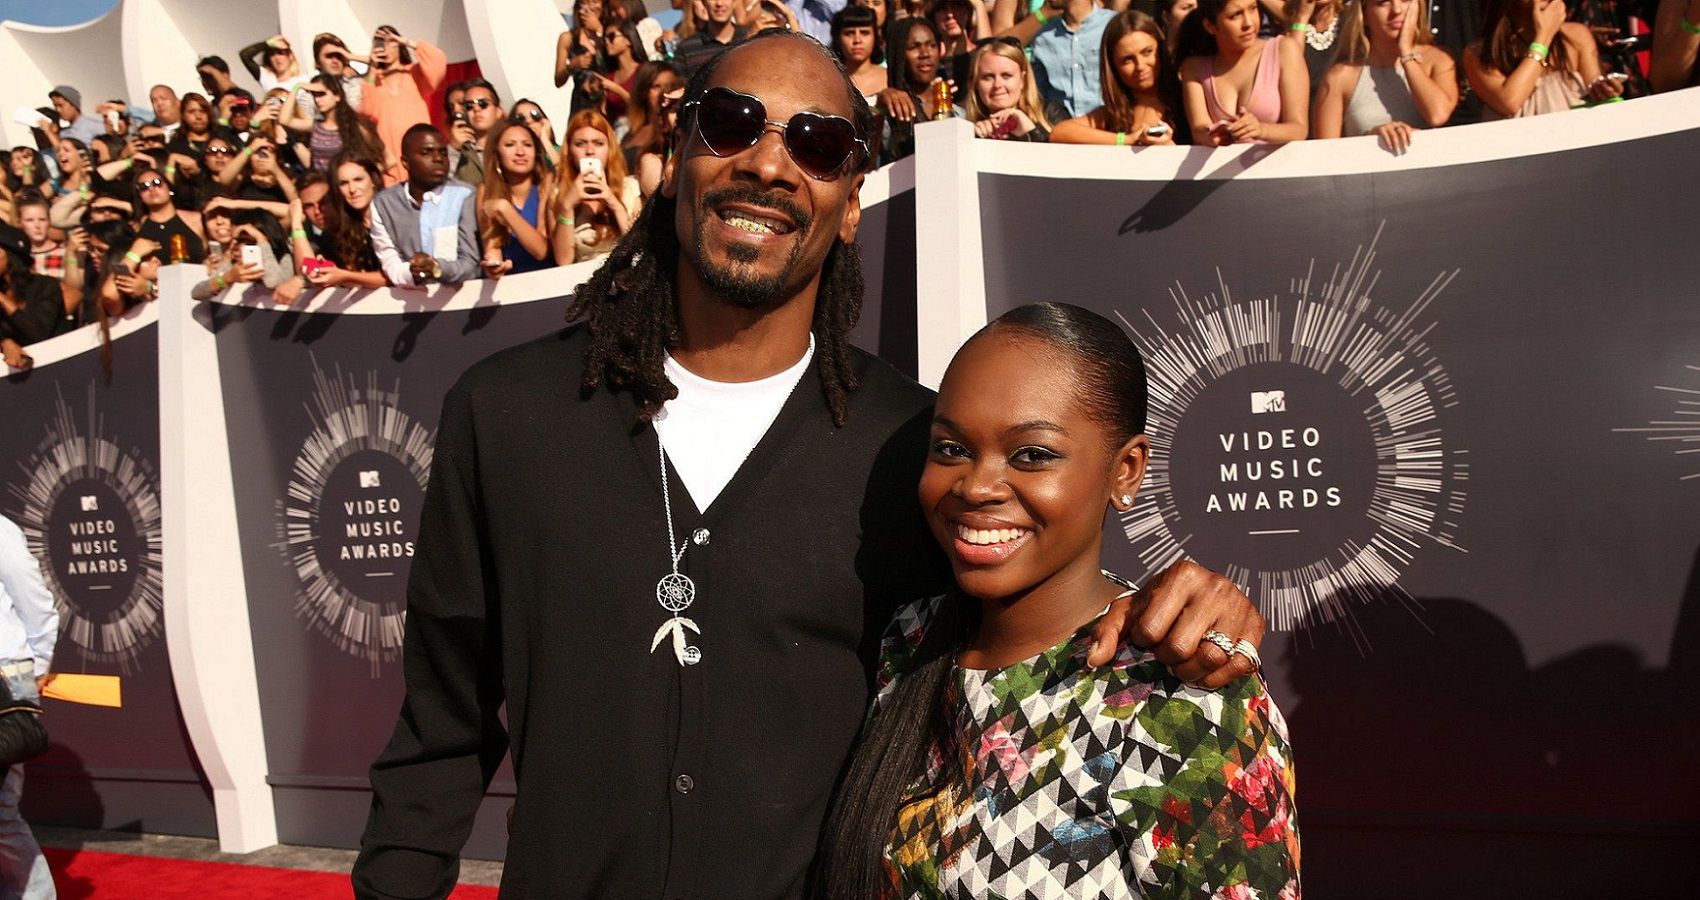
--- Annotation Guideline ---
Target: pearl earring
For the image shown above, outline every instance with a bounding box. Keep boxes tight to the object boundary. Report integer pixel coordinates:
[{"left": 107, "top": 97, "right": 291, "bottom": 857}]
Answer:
[{"left": 1119, "top": 495, "right": 1132, "bottom": 506}]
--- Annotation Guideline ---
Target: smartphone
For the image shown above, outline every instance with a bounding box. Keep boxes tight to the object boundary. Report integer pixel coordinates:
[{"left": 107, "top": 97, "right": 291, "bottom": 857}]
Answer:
[
  {"left": 105, "top": 110, "right": 120, "bottom": 130},
  {"left": 579, "top": 156, "right": 603, "bottom": 179},
  {"left": 1145, "top": 122, "right": 1171, "bottom": 139},
  {"left": 207, "top": 240, "right": 223, "bottom": 262},
  {"left": 240, "top": 243, "right": 262, "bottom": 268},
  {"left": 301, "top": 256, "right": 332, "bottom": 276}
]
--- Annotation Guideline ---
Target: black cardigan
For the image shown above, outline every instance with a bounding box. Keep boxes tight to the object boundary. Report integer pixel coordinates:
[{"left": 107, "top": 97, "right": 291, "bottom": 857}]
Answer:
[{"left": 353, "top": 325, "right": 951, "bottom": 899}]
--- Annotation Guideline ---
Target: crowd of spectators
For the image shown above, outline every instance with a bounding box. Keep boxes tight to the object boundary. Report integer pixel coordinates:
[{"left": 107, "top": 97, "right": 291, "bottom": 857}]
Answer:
[{"left": 0, "top": 0, "right": 1695, "bottom": 369}]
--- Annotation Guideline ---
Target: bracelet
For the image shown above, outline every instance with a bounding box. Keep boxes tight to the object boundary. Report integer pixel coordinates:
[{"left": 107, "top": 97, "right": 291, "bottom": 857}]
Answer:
[
  {"left": 1525, "top": 50, "right": 1549, "bottom": 66},
  {"left": 164, "top": 165, "right": 177, "bottom": 178},
  {"left": 1115, "top": 131, "right": 1127, "bottom": 146},
  {"left": 123, "top": 250, "right": 143, "bottom": 265},
  {"left": 1398, "top": 51, "right": 1423, "bottom": 64},
  {"left": 1528, "top": 40, "right": 1549, "bottom": 59},
  {"left": 1290, "top": 22, "right": 1313, "bottom": 33},
  {"left": 211, "top": 273, "right": 225, "bottom": 291},
  {"left": 1682, "top": 16, "right": 1700, "bottom": 35},
  {"left": 289, "top": 229, "right": 307, "bottom": 239},
  {"left": 557, "top": 215, "right": 575, "bottom": 226},
  {"left": 1034, "top": 8, "right": 1050, "bottom": 25}
]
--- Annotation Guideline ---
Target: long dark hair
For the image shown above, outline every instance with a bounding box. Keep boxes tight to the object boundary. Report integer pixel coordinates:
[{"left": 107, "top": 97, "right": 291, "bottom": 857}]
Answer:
[
  {"left": 565, "top": 29, "right": 874, "bottom": 427},
  {"left": 1100, "top": 10, "right": 1185, "bottom": 134},
  {"left": 815, "top": 303, "right": 1148, "bottom": 898},
  {"left": 322, "top": 150, "right": 382, "bottom": 271},
  {"left": 887, "top": 17, "right": 943, "bottom": 94},
  {"left": 312, "top": 73, "right": 384, "bottom": 164},
  {"left": 627, "top": 60, "right": 683, "bottom": 143},
  {"left": 1478, "top": 0, "right": 1573, "bottom": 74},
  {"left": 1176, "top": 0, "right": 1254, "bottom": 62}
]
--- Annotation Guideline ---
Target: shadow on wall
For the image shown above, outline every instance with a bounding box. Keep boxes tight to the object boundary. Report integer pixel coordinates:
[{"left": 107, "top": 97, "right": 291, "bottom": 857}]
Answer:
[{"left": 1284, "top": 544, "right": 1700, "bottom": 899}]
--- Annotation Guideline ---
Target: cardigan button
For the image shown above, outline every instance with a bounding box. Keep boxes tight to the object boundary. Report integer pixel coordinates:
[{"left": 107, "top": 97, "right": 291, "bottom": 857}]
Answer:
[
  {"left": 692, "top": 528, "right": 710, "bottom": 546},
  {"left": 674, "top": 774, "right": 695, "bottom": 794}
]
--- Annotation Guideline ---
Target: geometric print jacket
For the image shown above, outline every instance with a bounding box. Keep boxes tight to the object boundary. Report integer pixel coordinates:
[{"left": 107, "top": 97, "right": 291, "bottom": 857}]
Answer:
[{"left": 873, "top": 594, "right": 1301, "bottom": 899}]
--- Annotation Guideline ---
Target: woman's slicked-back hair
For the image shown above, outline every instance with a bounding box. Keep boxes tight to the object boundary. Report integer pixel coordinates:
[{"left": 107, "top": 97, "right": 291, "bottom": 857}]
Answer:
[{"left": 986, "top": 302, "right": 1149, "bottom": 443}]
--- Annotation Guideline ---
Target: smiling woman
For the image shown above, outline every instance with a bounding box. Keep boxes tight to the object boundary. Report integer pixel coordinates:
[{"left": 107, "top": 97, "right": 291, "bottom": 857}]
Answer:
[{"left": 816, "top": 302, "right": 1301, "bottom": 900}]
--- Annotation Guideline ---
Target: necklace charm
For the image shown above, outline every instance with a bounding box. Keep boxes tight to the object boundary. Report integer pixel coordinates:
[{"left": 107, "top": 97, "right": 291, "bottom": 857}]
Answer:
[
  {"left": 657, "top": 572, "right": 696, "bottom": 612},
  {"left": 651, "top": 616, "right": 702, "bottom": 666}
]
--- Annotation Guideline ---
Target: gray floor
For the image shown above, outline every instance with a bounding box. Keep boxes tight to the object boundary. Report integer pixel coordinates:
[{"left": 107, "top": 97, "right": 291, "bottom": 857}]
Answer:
[{"left": 34, "top": 825, "right": 505, "bottom": 887}]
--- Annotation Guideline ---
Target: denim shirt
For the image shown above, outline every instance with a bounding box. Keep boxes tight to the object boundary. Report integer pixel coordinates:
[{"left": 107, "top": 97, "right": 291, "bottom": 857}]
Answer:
[{"left": 1031, "top": 8, "right": 1116, "bottom": 120}]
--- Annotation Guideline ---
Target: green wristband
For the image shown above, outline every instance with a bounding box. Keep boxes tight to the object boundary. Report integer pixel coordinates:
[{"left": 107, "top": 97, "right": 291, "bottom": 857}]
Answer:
[
  {"left": 1682, "top": 17, "right": 1700, "bottom": 35},
  {"left": 1290, "top": 22, "right": 1312, "bottom": 32},
  {"left": 124, "top": 250, "right": 143, "bottom": 265},
  {"left": 1115, "top": 131, "right": 1127, "bottom": 146},
  {"left": 1528, "top": 41, "right": 1549, "bottom": 59},
  {"left": 290, "top": 229, "right": 307, "bottom": 239}
]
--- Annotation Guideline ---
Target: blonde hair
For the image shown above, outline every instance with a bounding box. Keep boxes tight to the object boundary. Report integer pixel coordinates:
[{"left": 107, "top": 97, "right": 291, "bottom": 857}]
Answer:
[
  {"left": 1336, "top": 0, "right": 1430, "bottom": 66},
  {"left": 964, "top": 41, "right": 1052, "bottom": 130}
]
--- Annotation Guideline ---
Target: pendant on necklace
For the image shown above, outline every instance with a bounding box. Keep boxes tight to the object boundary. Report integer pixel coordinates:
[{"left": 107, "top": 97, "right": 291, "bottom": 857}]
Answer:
[
  {"left": 651, "top": 615, "right": 702, "bottom": 666},
  {"left": 657, "top": 571, "right": 696, "bottom": 612}
]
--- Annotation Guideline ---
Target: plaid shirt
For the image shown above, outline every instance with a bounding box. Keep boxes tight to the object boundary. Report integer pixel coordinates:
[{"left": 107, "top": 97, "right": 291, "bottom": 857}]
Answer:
[{"left": 31, "top": 244, "right": 66, "bottom": 280}]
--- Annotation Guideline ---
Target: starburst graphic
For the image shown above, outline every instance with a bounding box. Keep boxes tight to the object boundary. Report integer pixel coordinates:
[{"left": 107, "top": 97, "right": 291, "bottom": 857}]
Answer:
[
  {"left": 278, "top": 358, "right": 434, "bottom": 671},
  {"left": 1613, "top": 365, "right": 1700, "bottom": 482},
  {"left": 7, "top": 386, "right": 163, "bottom": 671},
  {"left": 1115, "top": 225, "right": 1468, "bottom": 647}
]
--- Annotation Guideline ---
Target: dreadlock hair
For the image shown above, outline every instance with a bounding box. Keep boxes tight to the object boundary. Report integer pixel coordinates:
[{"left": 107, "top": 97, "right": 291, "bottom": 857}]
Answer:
[{"left": 564, "top": 28, "right": 876, "bottom": 427}]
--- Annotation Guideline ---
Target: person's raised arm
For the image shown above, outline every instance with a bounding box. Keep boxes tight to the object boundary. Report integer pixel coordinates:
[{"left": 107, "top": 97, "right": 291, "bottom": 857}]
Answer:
[
  {"left": 239, "top": 38, "right": 273, "bottom": 82},
  {"left": 49, "top": 186, "right": 90, "bottom": 229},
  {"left": 1650, "top": 0, "right": 1700, "bottom": 92},
  {"left": 411, "top": 40, "right": 450, "bottom": 93},
  {"left": 1403, "top": 49, "right": 1460, "bottom": 126},
  {"left": 351, "top": 380, "right": 509, "bottom": 899},
  {"left": 555, "top": 31, "right": 576, "bottom": 88},
  {"left": 1051, "top": 109, "right": 1122, "bottom": 144},
  {"left": 218, "top": 143, "right": 258, "bottom": 189},
  {"left": 1463, "top": 0, "right": 1566, "bottom": 117},
  {"left": 997, "top": 0, "right": 1064, "bottom": 42}
]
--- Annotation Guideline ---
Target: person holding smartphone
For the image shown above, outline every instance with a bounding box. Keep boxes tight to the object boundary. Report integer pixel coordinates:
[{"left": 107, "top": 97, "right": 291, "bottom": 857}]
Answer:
[
  {"left": 550, "top": 110, "right": 641, "bottom": 265},
  {"left": 1053, "top": 11, "right": 1188, "bottom": 145},
  {"left": 1464, "top": 0, "right": 1624, "bottom": 119},
  {"left": 358, "top": 25, "right": 448, "bottom": 185}
]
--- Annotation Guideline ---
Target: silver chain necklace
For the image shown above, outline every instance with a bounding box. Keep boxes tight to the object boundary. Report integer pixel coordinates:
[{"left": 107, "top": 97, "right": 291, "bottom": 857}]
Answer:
[{"left": 651, "top": 441, "right": 702, "bottom": 666}]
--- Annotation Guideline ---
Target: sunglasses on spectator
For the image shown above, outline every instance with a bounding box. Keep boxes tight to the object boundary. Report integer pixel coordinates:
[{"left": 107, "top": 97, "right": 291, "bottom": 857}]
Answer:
[
  {"left": 207, "top": 146, "right": 235, "bottom": 156},
  {"left": 512, "top": 109, "right": 547, "bottom": 122},
  {"left": 137, "top": 177, "right": 168, "bottom": 190},
  {"left": 461, "top": 98, "right": 495, "bottom": 110},
  {"left": 683, "top": 86, "right": 866, "bottom": 179}
]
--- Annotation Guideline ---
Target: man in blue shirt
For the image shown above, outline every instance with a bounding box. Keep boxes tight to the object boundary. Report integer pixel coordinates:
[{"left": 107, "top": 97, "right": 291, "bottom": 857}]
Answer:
[
  {"left": 1030, "top": 0, "right": 1116, "bottom": 119},
  {"left": 368, "top": 125, "right": 481, "bottom": 287},
  {"left": 46, "top": 86, "right": 106, "bottom": 146},
  {"left": 0, "top": 514, "right": 57, "bottom": 900}
]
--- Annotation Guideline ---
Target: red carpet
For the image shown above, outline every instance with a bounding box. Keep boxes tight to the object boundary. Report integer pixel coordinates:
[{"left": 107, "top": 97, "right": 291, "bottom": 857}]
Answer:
[{"left": 45, "top": 847, "right": 499, "bottom": 898}]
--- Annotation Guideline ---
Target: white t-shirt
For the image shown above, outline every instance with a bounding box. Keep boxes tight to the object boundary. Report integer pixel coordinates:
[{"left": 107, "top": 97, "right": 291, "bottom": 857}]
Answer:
[{"left": 655, "top": 335, "right": 815, "bottom": 512}]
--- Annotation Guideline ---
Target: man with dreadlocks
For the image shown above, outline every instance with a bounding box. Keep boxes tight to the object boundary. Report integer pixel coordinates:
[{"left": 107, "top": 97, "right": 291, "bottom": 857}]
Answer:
[{"left": 352, "top": 29, "right": 1267, "bottom": 900}]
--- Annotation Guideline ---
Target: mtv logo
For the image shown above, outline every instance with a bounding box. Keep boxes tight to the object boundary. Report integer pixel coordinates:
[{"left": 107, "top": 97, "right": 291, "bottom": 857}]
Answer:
[
  {"left": 1250, "top": 391, "right": 1287, "bottom": 414},
  {"left": 359, "top": 470, "right": 382, "bottom": 489},
  {"left": 80, "top": 495, "right": 99, "bottom": 512}
]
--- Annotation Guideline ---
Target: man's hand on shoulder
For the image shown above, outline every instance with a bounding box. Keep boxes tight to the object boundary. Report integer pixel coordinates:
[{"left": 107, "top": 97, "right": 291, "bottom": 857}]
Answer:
[{"left": 1088, "top": 559, "right": 1266, "bottom": 688}]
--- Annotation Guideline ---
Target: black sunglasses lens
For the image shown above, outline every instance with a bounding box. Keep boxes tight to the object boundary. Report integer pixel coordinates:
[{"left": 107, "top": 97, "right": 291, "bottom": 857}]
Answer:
[
  {"left": 697, "top": 88, "right": 766, "bottom": 156},
  {"left": 785, "top": 112, "right": 855, "bottom": 177}
]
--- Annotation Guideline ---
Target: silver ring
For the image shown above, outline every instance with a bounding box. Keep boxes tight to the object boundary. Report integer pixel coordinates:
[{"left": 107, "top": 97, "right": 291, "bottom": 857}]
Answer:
[
  {"left": 1202, "top": 630, "right": 1235, "bottom": 655},
  {"left": 1230, "top": 639, "right": 1262, "bottom": 670}
]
